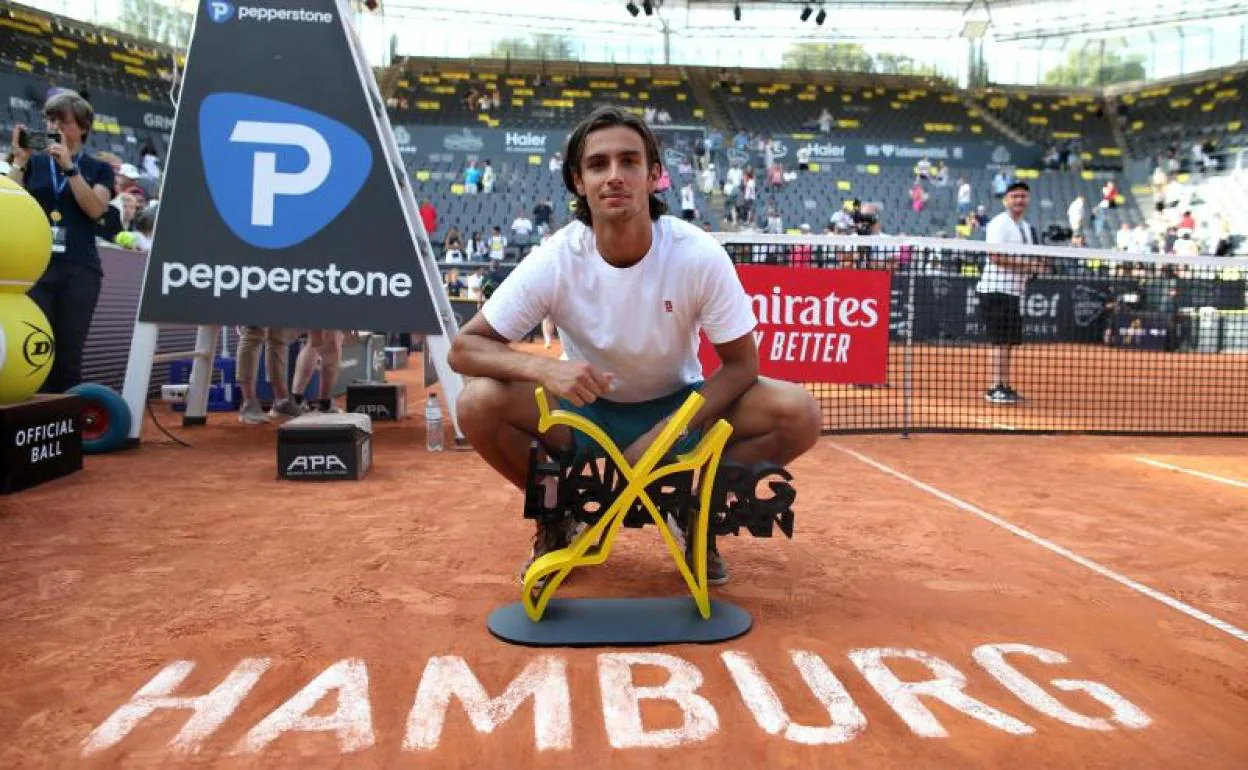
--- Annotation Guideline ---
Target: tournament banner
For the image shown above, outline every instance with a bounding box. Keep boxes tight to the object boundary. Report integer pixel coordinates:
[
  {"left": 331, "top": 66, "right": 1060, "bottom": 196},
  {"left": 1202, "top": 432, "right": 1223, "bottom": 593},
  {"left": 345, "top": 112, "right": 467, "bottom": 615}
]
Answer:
[
  {"left": 1, "top": 70, "right": 176, "bottom": 138},
  {"left": 700, "top": 266, "right": 891, "bottom": 384},
  {"left": 393, "top": 123, "right": 707, "bottom": 165},
  {"left": 138, "top": 0, "right": 444, "bottom": 332},
  {"left": 724, "top": 135, "right": 1043, "bottom": 171}
]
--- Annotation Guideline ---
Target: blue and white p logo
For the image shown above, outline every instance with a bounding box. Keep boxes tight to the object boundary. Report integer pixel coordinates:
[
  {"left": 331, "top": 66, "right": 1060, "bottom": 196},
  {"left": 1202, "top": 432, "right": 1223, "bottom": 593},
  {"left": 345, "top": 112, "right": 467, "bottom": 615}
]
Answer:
[
  {"left": 206, "top": 0, "right": 234, "bottom": 23},
  {"left": 199, "top": 93, "right": 372, "bottom": 249}
]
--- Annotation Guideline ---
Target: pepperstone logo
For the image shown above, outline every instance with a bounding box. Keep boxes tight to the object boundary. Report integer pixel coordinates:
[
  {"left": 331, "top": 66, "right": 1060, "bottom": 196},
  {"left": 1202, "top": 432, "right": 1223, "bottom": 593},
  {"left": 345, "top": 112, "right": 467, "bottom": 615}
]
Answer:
[{"left": 207, "top": 0, "right": 333, "bottom": 24}]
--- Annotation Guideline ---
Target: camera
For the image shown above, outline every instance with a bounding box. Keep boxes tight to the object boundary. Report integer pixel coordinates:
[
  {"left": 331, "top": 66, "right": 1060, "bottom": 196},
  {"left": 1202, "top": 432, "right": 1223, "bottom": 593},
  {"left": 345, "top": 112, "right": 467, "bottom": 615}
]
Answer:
[{"left": 17, "top": 128, "right": 61, "bottom": 152}]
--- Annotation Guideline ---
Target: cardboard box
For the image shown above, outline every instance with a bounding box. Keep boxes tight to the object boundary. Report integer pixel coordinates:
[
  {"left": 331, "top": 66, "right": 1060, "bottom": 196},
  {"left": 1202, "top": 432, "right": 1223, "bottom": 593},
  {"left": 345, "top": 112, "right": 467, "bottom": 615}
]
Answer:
[
  {"left": 1, "top": 394, "right": 84, "bottom": 494},
  {"left": 346, "top": 381, "right": 407, "bottom": 421},
  {"left": 277, "top": 412, "right": 372, "bottom": 481}
]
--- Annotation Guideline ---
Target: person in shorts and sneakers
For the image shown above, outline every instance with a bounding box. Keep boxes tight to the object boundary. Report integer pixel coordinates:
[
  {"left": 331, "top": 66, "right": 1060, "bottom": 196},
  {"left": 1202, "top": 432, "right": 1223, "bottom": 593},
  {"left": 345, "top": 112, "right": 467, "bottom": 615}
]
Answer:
[
  {"left": 290, "top": 330, "right": 346, "bottom": 413},
  {"left": 448, "top": 106, "right": 821, "bottom": 586},
  {"left": 978, "top": 182, "right": 1048, "bottom": 404},
  {"left": 236, "top": 327, "right": 301, "bottom": 423}
]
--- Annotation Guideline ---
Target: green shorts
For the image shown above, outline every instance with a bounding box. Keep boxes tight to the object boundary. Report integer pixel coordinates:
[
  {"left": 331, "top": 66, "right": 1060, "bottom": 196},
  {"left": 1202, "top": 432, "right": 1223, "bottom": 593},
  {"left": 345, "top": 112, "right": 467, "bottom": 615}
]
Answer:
[{"left": 559, "top": 382, "right": 704, "bottom": 459}]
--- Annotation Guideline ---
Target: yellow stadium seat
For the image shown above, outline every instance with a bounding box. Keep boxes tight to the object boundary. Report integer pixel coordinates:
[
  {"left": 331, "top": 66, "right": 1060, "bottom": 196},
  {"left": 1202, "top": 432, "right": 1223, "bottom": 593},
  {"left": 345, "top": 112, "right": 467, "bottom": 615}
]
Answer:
[
  {"left": 837, "top": 180, "right": 851, "bottom": 191},
  {"left": 676, "top": 93, "right": 687, "bottom": 101},
  {"left": 841, "top": 94, "right": 852, "bottom": 102},
  {"left": 836, "top": 119, "right": 858, "bottom": 128},
  {"left": 808, "top": 162, "right": 820, "bottom": 172},
  {"left": 1081, "top": 171, "right": 1094, "bottom": 180},
  {"left": 866, "top": 164, "right": 879, "bottom": 175},
  {"left": 415, "top": 170, "right": 431, "bottom": 181},
  {"left": 529, "top": 155, "right": 541, "bottom": 165},
  {"left": 451, "top": 184, "right": 464, "bottom": 195},
  {"left": 971, "top": 125, "right": 983, "bottom": 134}
]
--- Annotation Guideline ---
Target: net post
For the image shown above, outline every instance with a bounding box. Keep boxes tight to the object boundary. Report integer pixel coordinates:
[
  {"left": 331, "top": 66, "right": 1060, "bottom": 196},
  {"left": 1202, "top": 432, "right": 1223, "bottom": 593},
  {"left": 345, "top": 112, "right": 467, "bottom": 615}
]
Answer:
[{"left": 902, "top": 267, "right": 916, "bottom": 439}]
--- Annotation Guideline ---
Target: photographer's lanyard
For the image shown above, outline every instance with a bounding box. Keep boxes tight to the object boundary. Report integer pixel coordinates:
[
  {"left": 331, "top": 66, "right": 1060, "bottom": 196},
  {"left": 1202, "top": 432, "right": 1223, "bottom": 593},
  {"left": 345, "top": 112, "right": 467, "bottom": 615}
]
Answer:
[
  {"left": 1017, "top": 221, "right": 1030, "bottom": 244},
  {"left": 48, "top": 153, "right": 77, "bottom": 254}
]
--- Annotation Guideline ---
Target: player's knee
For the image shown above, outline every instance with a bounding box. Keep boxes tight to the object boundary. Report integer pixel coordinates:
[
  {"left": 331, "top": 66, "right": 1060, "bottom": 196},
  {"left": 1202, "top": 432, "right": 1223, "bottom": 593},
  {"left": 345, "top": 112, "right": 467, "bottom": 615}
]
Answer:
[
  {"left": 456, "top": 377, "right": 509, "bottom": 436},
  {"left": 773, "top": 385, "right": 821, "bottom": 454}
]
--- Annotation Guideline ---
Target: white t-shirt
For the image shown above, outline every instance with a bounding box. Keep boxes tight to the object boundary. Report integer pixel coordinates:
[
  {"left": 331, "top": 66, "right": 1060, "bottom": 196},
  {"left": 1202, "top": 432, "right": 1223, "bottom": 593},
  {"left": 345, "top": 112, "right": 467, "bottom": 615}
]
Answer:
[
  {"left": 481, "top": 215, "right": 757, "bottom": 403},
  {"left": 957, "top": 183, "right": 972, "bottom": 205},
  {"left": 511, "top": 217, "right": 533, "bottom": 237},
  {"left": 680, "top": 186, "right": 696, "bottom": 211},
  {"left": 488, "top": 234, "right": 507, "bottom": 260},
  {"left": 977, "top": 211, "right": 1034, "bottom": 297},
  {"left": 796, "top": 146, "right": 812, "bottom": 165}
]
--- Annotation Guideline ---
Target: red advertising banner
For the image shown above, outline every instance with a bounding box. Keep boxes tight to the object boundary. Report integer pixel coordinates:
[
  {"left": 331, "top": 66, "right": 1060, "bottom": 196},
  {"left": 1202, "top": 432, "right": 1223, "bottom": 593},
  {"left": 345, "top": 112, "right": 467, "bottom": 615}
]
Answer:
[{"left": 699, "top": 266, "right": 891, "bottom": 384}]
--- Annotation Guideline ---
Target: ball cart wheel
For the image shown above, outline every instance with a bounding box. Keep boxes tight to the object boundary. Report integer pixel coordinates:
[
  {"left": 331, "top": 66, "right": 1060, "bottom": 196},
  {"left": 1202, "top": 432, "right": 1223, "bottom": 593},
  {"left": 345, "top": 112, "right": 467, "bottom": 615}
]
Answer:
[{"left": 67, "top": 383, "right": 132, "bottom": 453}]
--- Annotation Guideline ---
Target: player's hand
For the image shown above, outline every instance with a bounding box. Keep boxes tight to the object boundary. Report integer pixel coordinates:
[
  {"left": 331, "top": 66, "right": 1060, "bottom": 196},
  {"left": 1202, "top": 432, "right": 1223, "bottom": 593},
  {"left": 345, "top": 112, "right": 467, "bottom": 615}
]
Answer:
[
  {"left": 541, "top": 360, "right": 614, "bottom": 407},
  {"left": 9, "top": 125, "right": 30, "bottom": 164},
  {"left": 48, "top": 142, "right": 73, "bottom": 171}
]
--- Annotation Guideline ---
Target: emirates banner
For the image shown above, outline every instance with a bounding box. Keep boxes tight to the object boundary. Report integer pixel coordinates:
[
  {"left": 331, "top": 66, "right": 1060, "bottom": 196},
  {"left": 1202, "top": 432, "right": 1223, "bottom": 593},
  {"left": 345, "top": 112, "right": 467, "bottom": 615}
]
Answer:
[{"left": 700, "top": 266, "right": 891, "bottom": 384}]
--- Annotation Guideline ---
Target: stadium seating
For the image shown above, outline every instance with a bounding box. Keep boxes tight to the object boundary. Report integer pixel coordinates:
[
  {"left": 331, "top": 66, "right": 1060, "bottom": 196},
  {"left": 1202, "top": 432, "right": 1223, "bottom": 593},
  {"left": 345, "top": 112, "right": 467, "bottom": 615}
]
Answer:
[
  {"left": 0, "top": 0, "right": 177, "bottom": 100},
  {"left": 970, "top": 87, "right": 1121, "bottom": 166},
  {"left": 713, "top": 79, "right": 1005, "bottom": 142},
  {"left": 1118, "top": 67, "right": 1248, "bottom": 162},
  {"left": 0, "top": 0, "right": 1221, "bottom": 257},
  {"left": 390, "top": 69, "right": 702, "bottom": 129}
]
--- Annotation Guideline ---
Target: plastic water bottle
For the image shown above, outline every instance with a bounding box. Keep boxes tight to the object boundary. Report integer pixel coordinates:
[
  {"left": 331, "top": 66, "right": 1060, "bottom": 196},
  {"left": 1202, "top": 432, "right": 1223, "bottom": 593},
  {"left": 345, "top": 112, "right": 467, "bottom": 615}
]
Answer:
[{"left": 425, "top": 394, "right": 444, "bottom": 452}]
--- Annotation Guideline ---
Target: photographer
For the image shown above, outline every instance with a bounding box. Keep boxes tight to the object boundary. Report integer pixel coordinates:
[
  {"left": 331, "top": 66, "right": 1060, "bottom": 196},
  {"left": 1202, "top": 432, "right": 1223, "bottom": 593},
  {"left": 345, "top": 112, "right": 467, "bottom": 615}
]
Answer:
[{"left": 7, "top": 91, "right": 115, "bottom": 394}]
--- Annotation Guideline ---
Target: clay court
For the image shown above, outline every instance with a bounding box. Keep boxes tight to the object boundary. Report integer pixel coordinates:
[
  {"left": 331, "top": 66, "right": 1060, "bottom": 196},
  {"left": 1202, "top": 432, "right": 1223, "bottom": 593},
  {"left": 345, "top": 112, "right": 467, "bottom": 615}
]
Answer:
[{"left": 1, "top": 343, "right": 1245, "bottom": 769}]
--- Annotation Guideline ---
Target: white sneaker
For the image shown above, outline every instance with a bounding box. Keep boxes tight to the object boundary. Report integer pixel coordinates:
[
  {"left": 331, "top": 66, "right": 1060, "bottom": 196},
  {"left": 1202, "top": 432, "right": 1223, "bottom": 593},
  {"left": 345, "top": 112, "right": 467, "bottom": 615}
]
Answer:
[
  {"left": 268, "top": 398, "right": 304, "bottom": 419},
  {"left": 238, "top": 400, "right": 269, "bottom": 424}
]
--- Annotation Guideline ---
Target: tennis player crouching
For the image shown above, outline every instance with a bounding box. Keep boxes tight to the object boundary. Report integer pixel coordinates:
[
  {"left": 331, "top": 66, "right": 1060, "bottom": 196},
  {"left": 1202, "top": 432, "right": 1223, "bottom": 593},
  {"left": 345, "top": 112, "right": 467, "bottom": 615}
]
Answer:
[{"left": 448, "top": 106, "right": 821, "bottom": 585}]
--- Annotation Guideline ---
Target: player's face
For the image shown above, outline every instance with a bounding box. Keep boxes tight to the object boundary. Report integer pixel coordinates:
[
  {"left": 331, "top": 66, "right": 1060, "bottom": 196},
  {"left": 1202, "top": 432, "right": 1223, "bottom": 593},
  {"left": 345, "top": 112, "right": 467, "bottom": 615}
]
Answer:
[
  {"left": 1004, "top": 189, "right": 1029, "bottom": 217},
  {"left": 574, "top": 126, "right": 659, "bottom": 224}
]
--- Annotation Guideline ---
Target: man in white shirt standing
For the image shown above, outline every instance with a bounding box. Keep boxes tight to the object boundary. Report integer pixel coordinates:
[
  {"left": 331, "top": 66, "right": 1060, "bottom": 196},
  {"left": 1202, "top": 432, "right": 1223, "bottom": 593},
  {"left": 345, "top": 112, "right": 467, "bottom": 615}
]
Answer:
[
  {"left": 978, "top": 182, "right": 1049, "bottom": 405},
  {"left": 449, "top": 106, "right": 820, "bottom": 585}
]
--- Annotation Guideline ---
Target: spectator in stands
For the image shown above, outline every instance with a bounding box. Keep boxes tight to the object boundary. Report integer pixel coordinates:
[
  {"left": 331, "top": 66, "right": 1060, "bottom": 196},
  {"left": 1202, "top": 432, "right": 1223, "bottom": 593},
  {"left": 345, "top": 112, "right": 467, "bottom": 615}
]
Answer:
[
  {"left": 139, "top": 138, "right": 161, "bottom": 180},
  {"left": 444, "top": 240, "right": 466, "bottom": 263},
  {"left": 465, "top": 267, "right": 486, "bottom": 299},
  {"left": 656, "top": 164, "right": 672, "bottom": 193},
  {"left": 1174, "top": 231, "right": 1198, "bottom": 257},
  {"left": 934, "top": 162, "right": 949, "bottom": 187},
  {"left": 549, "top": 152, "right": 563, "bottom": 175},
  {"left": 7, "top": 91, "right": 114, "bottom": 394},
  {"left": 741, "top": 169, "right": 757, "bottom": 223},
  {"left": 419, "top": 198, "right": 437, "bottom": 236},
  {"left": 1067, "top": 194, "right": 1085, "bottom": 235},
  {"left": 656, "top": 109, "right": 672, "bottom": 124},
  {"left": 1116, "top": 223, "right": 1132, "bottom": 251},
  {"left": 533, "top": 197, "right": 554, "bottom": 234},
  {"left": 1130, "top": 225, "right": 1152, "bottom": 255},
  {"left": 818, "top": 108, "right": 833, "bottom": 134},
  {"left": 129, "top": 205, "right": 156, "bottom": 254},
  {"left": 910, "top": 180, "right": 926, "bottom": 212},
  {"left": 511, "top": 210, "right": 534, "bottom": 241},
  {"left": 796, "top": 144, "right": 811, "bottom": 172},
  {"left": 444, "top": 269, "right": 465, "bottom": 297},
  {"left": 468, "top": 231, "right": 487, "bottom": 260},
  {"left": 644, "top": 105, "right": 657, "bottom": 124},
  {"left": 973, "top": 205, "right": 990, "bottom": 229},
  {"left": 481, "top": 160, "right": 496, "bottom": 194},
  {"left": 1179, "top": 210, "right": 1196, "bottom": 231},
  {"left": 830, "top": 206, "right": 853, "bottom": 233},
  {"left": 992, "top": 170, "right": 1008, "bottom": 199},
  {"left": 1101, "top": 179, "right": 1119, "bottom": 209},
  {"left": 956, "top": 177, "right": 972, "bottom": 219},
  {"left": 700, "top": 162, "right": 717, "bottom": 196},
  {"left": 1212, "top": 213, "right": 1232, "bottom": 256},
  {"left": 978, "top": 181, "right": 1047, "bottom": 406},
  {"left": 445, "top": 225, "right": 463, "bottom": 250},
  {"left": 487, "top": 226, "right": 508, "bottom": 261},
  {"left": 680, "top": 181, "right": 697, "bottom": 222},
  {"left": 916, "top": 157, "right": 932, "bottom": 180},
  {"left": 464, "top": 161, "right": 482, "bottom": 194},
  {"left": 765, "top": 205, "right": 784, "bottom": 234},
  {"left": 694, "top": 137, "right": 707, "bottom": 171},
  {"left": 767, "top": 162, "right": 785, "bottom": 189}
]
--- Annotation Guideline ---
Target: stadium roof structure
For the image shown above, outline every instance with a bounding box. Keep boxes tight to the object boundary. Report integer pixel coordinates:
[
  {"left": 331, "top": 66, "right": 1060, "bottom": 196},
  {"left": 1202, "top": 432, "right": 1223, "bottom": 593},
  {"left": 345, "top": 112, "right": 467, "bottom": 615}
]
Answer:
[{"left": 681, "top": 0, "right": 1247, "bottom": 41}]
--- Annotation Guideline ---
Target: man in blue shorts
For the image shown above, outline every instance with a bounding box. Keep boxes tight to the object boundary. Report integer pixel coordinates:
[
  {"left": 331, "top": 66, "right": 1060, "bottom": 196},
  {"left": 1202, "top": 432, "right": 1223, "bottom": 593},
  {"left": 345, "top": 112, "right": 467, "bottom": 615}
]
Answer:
[{"left": 448, "top": 106, "right": 821, "bottom": 585}]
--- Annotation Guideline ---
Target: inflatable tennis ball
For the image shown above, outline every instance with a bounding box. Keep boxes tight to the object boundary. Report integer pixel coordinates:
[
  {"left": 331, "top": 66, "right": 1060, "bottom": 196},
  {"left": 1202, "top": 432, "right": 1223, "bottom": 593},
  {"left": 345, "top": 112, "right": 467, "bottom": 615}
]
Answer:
[
  {"left": 115, "top": 231, "right": 138, "bottom": 249},
  {"left": 0, "top": 293, "right": 55, "bottom": 404},
  {"left": 0, "top": 176, "right": 52, "bottom": 294}
]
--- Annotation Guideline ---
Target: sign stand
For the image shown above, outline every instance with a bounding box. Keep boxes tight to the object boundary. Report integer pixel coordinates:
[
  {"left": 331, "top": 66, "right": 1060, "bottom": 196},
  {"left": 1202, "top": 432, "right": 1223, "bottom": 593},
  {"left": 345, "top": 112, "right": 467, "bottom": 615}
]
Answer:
[{"left": 120, "top": 0, "right": 464, "bottom": 443}]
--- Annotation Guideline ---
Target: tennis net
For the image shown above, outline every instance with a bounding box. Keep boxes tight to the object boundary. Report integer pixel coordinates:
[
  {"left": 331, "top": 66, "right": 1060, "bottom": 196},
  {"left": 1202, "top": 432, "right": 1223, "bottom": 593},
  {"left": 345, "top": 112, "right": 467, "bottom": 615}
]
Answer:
[{"left": 712, "top": 233, "right": 1248, "bottom": 436}]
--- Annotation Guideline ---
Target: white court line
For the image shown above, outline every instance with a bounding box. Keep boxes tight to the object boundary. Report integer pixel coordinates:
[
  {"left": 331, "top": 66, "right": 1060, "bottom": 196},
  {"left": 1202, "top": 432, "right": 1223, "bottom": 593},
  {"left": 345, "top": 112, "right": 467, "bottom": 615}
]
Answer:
[
  {"left": 973, "top": 417, "right": 1017, "bottom": 431},
  {"left": 831, "top": 443, "right": 1248, "bottom": 646},
  {"left": 1135, "top": 457, "right": 1248, "bottom": 491}
]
